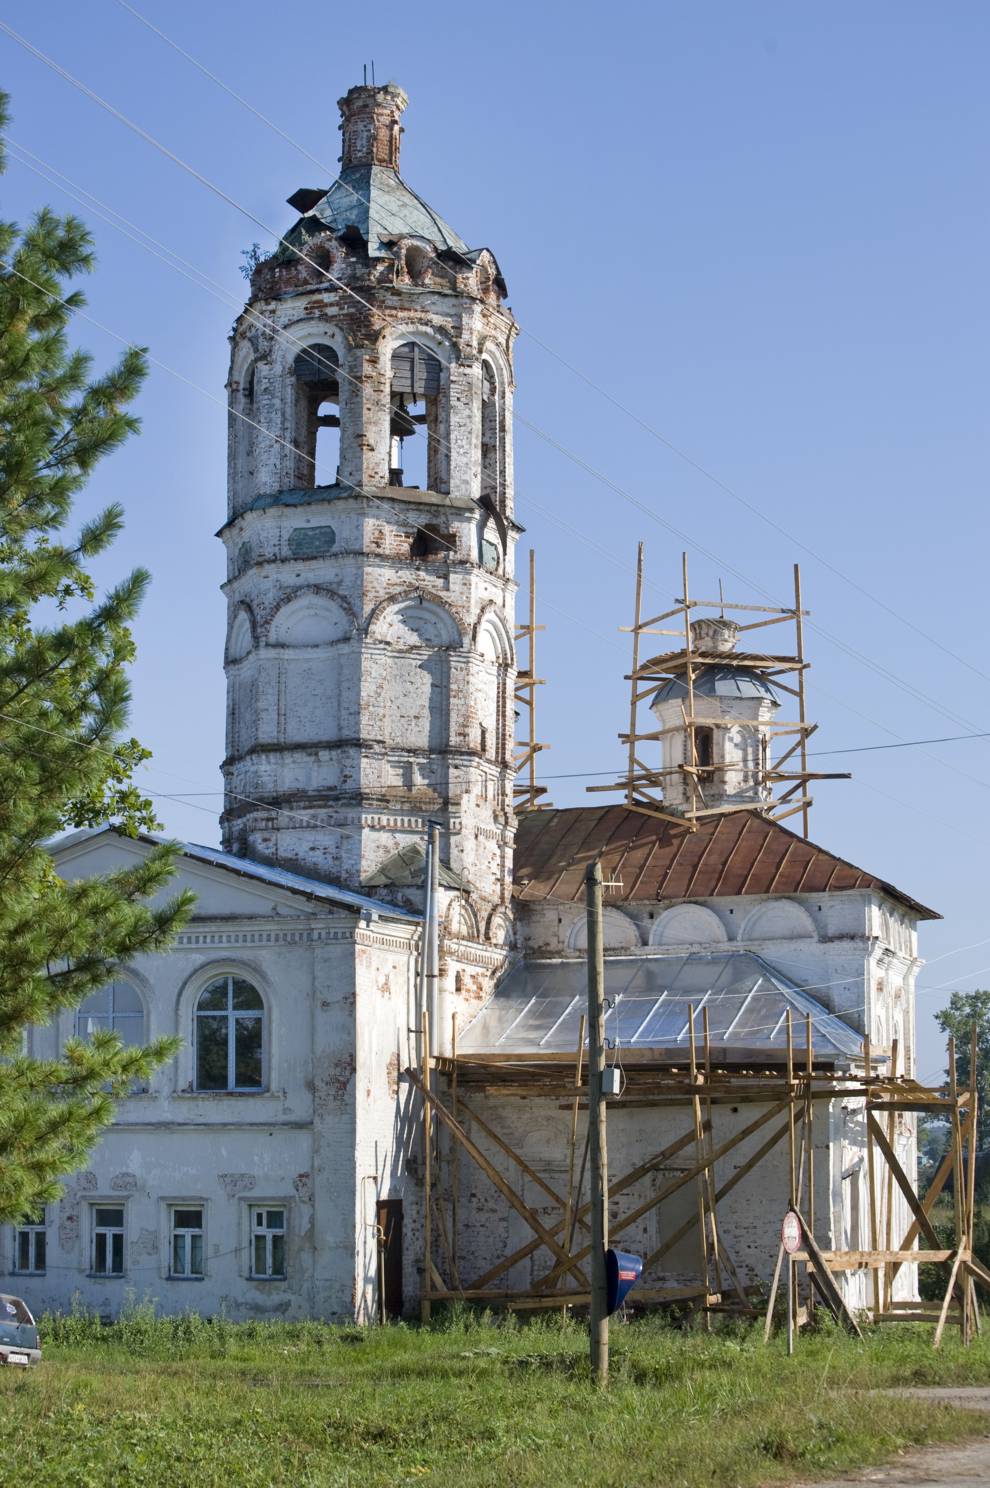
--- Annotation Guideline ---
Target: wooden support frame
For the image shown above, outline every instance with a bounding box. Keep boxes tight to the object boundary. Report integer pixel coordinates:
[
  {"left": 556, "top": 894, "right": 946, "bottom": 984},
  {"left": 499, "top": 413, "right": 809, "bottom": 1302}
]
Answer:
[
  {"left": 514, "top": 548, "right": 551, "bottom": 812},
  {"left": 409, "top": 1030, "right": 982, "bottom": 1347}
]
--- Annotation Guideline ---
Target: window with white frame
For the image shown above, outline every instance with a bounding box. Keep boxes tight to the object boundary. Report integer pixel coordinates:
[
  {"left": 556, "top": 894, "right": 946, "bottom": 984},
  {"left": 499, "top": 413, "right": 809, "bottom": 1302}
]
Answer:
[
  {"left": 195, "top": 976, "right": 265, "bottom": 1092},
  {"left": 14, "top": 1210, "right": 46, "bottom": 1274},
  {"left": 91, "top": 1205, "right": 125, "bottom": 1276},
  {"left": 75, "top": 979, "right": 146, "bottom": 1046},
  {"left": 169, "top": 1207, "right": 204, "bottom": 1278},
  {"left": 250, "top": 1207, "right": 286, "bottom": 1279}
]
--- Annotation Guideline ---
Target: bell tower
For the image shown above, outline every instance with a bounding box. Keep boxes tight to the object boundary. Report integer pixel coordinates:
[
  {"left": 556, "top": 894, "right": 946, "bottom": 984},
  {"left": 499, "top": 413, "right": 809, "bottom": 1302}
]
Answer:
[{"left": 219, "top": 83, "right": 518, "bottom": 924}]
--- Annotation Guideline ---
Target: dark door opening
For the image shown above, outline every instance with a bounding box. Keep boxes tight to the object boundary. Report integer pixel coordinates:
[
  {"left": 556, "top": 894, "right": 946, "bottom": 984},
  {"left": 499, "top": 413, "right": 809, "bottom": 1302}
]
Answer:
[{"left": 376, "top": 1199, "right": 403, "bottom": 1320}]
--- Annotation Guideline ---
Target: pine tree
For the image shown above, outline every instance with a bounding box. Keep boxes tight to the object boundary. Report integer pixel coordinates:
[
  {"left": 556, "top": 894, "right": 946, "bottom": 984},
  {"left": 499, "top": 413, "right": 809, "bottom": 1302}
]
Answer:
[{"left": 0, "top": 93, "right": 193, "bottom": 1222}]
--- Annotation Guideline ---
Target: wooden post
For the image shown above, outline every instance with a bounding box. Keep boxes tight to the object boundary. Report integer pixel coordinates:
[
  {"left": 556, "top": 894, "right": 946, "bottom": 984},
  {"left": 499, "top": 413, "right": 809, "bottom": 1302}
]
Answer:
[
  {"left": 786, "top": 1011, "right": 796, "bottom": 1207},
  {"left": 948, "top": 1036, "right": 967, "bottom": 1341},
  {"left": 689, "top": 1007, "right": 712, "bottom": 1318},
  {"left": 451, "top": 1012, "right": 459, "bottom": 1282},
  {"left": 421, "top": 1007, "right": 432, "bottom": 1324},
  {"left": 785, "top": 1011, "right": 796, "bottom": 1340},
  {"left": 882, "top": 1038, "right": 898, "bottom": 1312},
  {"left": 864, "top": 1035, "right": 880, "bottom": 1320},
  {"left": 702, "top": 1007, "right": 723, "bottom": 1300},
  {"left": 563, "top": 1014, "right": 588, "bottom": 1272},
  {"left": 682, "top": 553, "right": 698, "bottom": 827},
  {"left": 586, "top": 859, "right": 609, "bottom": 1386},
  {"left": 793, "top": 564, "right": 810, "bottom": 839},
  {"left": 967, "top": 1023, "right": 980, "bottom": 1343},
  {"left": 805, "top": 1013, "right": 815, "bottom": 1318},
  {"left": 626, "top": 545, "right": 644, "bottom": 807}
]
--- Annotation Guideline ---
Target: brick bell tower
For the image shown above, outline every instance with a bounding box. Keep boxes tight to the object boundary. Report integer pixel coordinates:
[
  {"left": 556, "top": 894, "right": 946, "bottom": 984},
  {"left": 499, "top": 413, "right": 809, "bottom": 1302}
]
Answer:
[{"left": 219, "top": 82, "right": 518, "bottom": 927}]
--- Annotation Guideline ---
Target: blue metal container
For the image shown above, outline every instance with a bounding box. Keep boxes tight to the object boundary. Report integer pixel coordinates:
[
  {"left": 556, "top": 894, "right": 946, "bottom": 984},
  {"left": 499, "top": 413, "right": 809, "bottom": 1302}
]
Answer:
[{"left": 605, "top": 1249, "right": 643, "bottom": 1315}]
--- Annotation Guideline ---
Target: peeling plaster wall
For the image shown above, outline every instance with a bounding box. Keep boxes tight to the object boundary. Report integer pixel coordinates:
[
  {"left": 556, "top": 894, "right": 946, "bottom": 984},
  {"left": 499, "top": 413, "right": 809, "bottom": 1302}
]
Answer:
[{"left": 221, "top": 193, "right": 519, "bottom": 922}]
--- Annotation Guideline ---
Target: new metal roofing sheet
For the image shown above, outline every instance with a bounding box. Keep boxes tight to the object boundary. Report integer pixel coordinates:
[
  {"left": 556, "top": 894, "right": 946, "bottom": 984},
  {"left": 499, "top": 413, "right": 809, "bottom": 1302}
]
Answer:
[
  {"left": 513, "top": 807, "right": 940, "bottom": 920},
  {"left": 652, "top": 666, "right": 780, "bottom": 705},
  {"left": 459, "top": 951, "right": 864, "bottom": 1059}
]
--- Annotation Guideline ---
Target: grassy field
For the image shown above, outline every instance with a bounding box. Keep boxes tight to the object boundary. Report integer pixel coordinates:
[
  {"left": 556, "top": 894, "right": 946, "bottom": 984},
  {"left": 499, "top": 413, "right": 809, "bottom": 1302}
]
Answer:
[{"left": 2, "top": 1306, "right": 990, "bottom": 1487}]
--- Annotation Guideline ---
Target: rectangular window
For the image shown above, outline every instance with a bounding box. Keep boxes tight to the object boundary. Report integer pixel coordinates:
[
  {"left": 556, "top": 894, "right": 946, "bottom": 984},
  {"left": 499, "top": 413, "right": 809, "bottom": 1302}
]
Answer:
[
  {"left": 92, "top": 1205, "right": 125, "bottom": 1277},
  {"left": 169, "top": 1207, "right": 204, "bottom": 1278},
  {"left": 14, "top": 1211, "right": 46, "bottom": 1275},
  {"left": 250, "top": 1207, "right": 286, "bottom": 1279}
]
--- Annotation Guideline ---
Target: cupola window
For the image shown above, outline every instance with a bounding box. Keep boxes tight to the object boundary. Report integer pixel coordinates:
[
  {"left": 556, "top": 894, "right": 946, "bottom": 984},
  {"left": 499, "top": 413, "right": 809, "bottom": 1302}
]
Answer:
[
  {"left": 693, "top": 725, "right": 715, "bottom": 780},
  {"left": 292, "top": 344, "right": 340, "bottom": 488},
  {"left": 389, "top": 342, "right": 443, "bottom": 491}
]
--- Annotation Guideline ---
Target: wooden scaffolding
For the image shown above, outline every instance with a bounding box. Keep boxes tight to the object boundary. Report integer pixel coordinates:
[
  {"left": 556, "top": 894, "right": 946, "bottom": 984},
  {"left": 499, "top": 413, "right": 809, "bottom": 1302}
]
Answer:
[
  {"left": 589, "top": 547, "right": 848, "bottom": 839},
  {"left": 513, "top": 548, "right": 551, "bottom": 812},
  {"left": 408, "top": 1018, "right": 984, "bottom": 1347}
]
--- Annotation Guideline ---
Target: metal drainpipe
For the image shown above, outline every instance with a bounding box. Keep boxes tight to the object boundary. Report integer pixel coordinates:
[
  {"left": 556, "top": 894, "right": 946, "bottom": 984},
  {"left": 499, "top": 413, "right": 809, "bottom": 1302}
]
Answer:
[
  {"left": 418, "top": 828, "right": 433, "bottom": 1066},
  {"left": 427, "top": 821, "right": 441, "bottom": 1058}
]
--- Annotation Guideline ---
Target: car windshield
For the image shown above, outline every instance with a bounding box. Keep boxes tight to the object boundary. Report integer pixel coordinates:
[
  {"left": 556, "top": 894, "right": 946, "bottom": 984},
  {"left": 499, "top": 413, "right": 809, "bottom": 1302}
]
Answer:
[{"left": 0, "top": 1295, "right": 33, "bottom": 1325}]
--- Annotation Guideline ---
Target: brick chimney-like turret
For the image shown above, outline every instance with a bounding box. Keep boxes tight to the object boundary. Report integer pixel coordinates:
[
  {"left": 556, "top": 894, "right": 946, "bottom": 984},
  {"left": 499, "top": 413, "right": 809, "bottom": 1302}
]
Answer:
[{"left": 338, "top": 83, "right": 408, "bottom": 170}]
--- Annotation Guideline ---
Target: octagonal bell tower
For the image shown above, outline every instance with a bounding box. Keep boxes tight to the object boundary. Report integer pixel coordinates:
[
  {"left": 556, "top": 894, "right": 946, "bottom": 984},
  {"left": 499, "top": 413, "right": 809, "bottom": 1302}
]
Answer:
[{"left": 219, "top": 82, "right": 518, "bottom": 924}]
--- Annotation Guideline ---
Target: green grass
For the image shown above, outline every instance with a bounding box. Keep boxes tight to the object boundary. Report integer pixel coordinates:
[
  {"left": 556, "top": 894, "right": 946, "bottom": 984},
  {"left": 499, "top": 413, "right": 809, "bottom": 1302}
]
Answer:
[{"left": 2, "top": 1305, "right": 990, "bottom": 1487}]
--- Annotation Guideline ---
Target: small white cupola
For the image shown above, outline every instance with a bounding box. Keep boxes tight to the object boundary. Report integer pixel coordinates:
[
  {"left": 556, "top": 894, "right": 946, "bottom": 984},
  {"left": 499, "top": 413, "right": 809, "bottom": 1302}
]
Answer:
[{"left": 650, "top": 617, "right": 781, "bottom": 815}]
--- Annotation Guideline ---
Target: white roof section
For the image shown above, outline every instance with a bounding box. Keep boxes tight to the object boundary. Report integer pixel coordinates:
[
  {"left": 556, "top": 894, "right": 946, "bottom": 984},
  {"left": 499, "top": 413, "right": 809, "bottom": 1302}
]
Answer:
[{"left": 49, "top": 827, "right": 419, "bottom": 922}]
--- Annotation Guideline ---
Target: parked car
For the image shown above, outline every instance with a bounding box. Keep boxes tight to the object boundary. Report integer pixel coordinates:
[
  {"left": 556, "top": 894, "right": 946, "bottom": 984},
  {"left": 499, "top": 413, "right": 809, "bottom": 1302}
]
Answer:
[{"left": 0, "top": 1294, "right": 41, "bottom": 1366}]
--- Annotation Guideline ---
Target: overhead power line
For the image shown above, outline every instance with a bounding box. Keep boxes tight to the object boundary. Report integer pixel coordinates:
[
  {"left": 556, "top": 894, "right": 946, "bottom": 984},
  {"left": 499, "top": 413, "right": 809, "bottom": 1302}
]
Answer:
[
  {"left": 107, "top": 0, "right": 990, "bottom": 700},
  {"left": 4, "top": 16, "right": 990, "bottom": 756}
]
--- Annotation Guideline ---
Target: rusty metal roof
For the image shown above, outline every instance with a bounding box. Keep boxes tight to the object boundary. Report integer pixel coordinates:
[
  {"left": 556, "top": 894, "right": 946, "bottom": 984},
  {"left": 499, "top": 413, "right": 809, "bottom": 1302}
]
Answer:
[{"left": 513, "top": 806, "right": 940, "bottom": 920}]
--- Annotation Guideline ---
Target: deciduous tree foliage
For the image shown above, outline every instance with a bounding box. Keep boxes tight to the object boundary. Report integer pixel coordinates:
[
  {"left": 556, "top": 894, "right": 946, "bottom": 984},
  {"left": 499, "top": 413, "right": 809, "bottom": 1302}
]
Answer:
[
  {"left": 0, "top": 94, "right": 192, "bottom": 1221},
  {"left": 935, "top": 989, "right": 990, "bottom": 1151}
]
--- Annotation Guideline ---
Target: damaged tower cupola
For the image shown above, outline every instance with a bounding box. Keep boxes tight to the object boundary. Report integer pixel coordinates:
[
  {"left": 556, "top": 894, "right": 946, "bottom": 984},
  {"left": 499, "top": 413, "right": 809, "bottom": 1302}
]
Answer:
[
  {"left": 650, "top": 616, "right": 781, "bottom": 814},
  {"left": 220, "top": 82, "right": 519, "bottom": 920}
]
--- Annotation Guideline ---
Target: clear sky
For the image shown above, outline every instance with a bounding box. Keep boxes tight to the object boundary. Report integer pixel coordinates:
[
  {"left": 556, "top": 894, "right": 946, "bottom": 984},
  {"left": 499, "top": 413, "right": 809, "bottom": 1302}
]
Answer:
[{"left": 2, "top": 1, "right": 988, "bottom": 1076}]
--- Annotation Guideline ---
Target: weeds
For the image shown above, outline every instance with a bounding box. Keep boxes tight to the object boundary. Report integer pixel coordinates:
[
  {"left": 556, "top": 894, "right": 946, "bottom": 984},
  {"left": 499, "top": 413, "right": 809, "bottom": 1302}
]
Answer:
[{"left": 3, "top": 1312, "right": 990, "bottom": 1486}]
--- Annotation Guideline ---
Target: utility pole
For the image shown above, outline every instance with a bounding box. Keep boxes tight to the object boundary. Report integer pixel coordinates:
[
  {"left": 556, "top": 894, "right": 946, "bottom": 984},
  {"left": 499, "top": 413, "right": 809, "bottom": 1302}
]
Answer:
[{"left": 586, "top": 858, "right": 609, "bottom": 1386}]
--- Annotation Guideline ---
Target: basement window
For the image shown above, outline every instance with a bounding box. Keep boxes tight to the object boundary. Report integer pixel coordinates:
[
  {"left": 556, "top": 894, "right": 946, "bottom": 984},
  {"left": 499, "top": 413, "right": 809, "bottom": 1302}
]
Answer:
[
  {"left": 293, "top": 343, "right": 340, "bottom": 488},
  {"left": 170, "top": 1207, "right": 205, "bottom": 1279},
  {"left": 250, "top": 1207, "right": 286, "bottom": 1279},
  {"left": 13, "top": 1210, "right": 46, "bottom": 1275},
  {"left": 91, "top": 1205, "right": 125, "bottom": 1277}
]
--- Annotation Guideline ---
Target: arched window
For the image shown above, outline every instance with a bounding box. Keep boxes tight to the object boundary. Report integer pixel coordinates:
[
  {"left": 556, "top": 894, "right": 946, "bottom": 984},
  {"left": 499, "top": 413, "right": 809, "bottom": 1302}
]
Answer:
[
  {"left": 195, "top": 976, "right": 265, "bottom": 1092},
  {"left": 480, "top": 361, "right": 502, "bottom": 508},
  {"left": 292, "top": 344, "right": 340, "bottom": 488},
  {"left": 390, "top": 341, "right": 443, "bottom": 492},
  {"left": 75, "top": 980, "right": 145, "bottom": 1047}
]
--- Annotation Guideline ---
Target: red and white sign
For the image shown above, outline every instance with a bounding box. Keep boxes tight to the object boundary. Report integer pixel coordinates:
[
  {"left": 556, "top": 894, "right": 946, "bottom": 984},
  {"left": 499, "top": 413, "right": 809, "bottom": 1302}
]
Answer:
[{"left": 781, "top": 1210, "right": 802, "bottom": 1254}]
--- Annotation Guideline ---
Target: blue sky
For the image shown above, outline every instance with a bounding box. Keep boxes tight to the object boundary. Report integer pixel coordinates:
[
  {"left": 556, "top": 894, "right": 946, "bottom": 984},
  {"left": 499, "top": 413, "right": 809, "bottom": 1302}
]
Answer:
[{"left": 2, "top": 2, "right": 988, "bottom": 1074}]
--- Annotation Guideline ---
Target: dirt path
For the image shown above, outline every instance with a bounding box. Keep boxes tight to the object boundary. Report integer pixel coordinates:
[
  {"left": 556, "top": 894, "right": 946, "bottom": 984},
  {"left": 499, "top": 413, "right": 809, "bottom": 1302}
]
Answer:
[{"left": 793, "top": 1390, "right": 990, "bottom": 1488}]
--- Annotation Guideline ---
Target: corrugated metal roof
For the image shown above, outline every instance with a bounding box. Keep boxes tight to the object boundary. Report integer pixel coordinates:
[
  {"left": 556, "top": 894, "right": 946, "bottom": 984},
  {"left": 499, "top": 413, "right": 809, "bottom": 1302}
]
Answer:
[
  {"left": 652, "top": 665, "right": 780, "bottom": 705},
  {"left": 513, "top": 806, "right": 940, "bottom": 920},
  {"left": 459, "top": 951, "right": 864, "bottom": 1059}
]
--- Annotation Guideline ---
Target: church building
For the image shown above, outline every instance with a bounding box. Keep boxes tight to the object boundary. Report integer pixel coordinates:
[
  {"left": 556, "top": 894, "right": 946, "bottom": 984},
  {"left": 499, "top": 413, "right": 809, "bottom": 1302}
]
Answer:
[{"left": 7, "top": 82, "right": 935, "bottom": 1322}]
